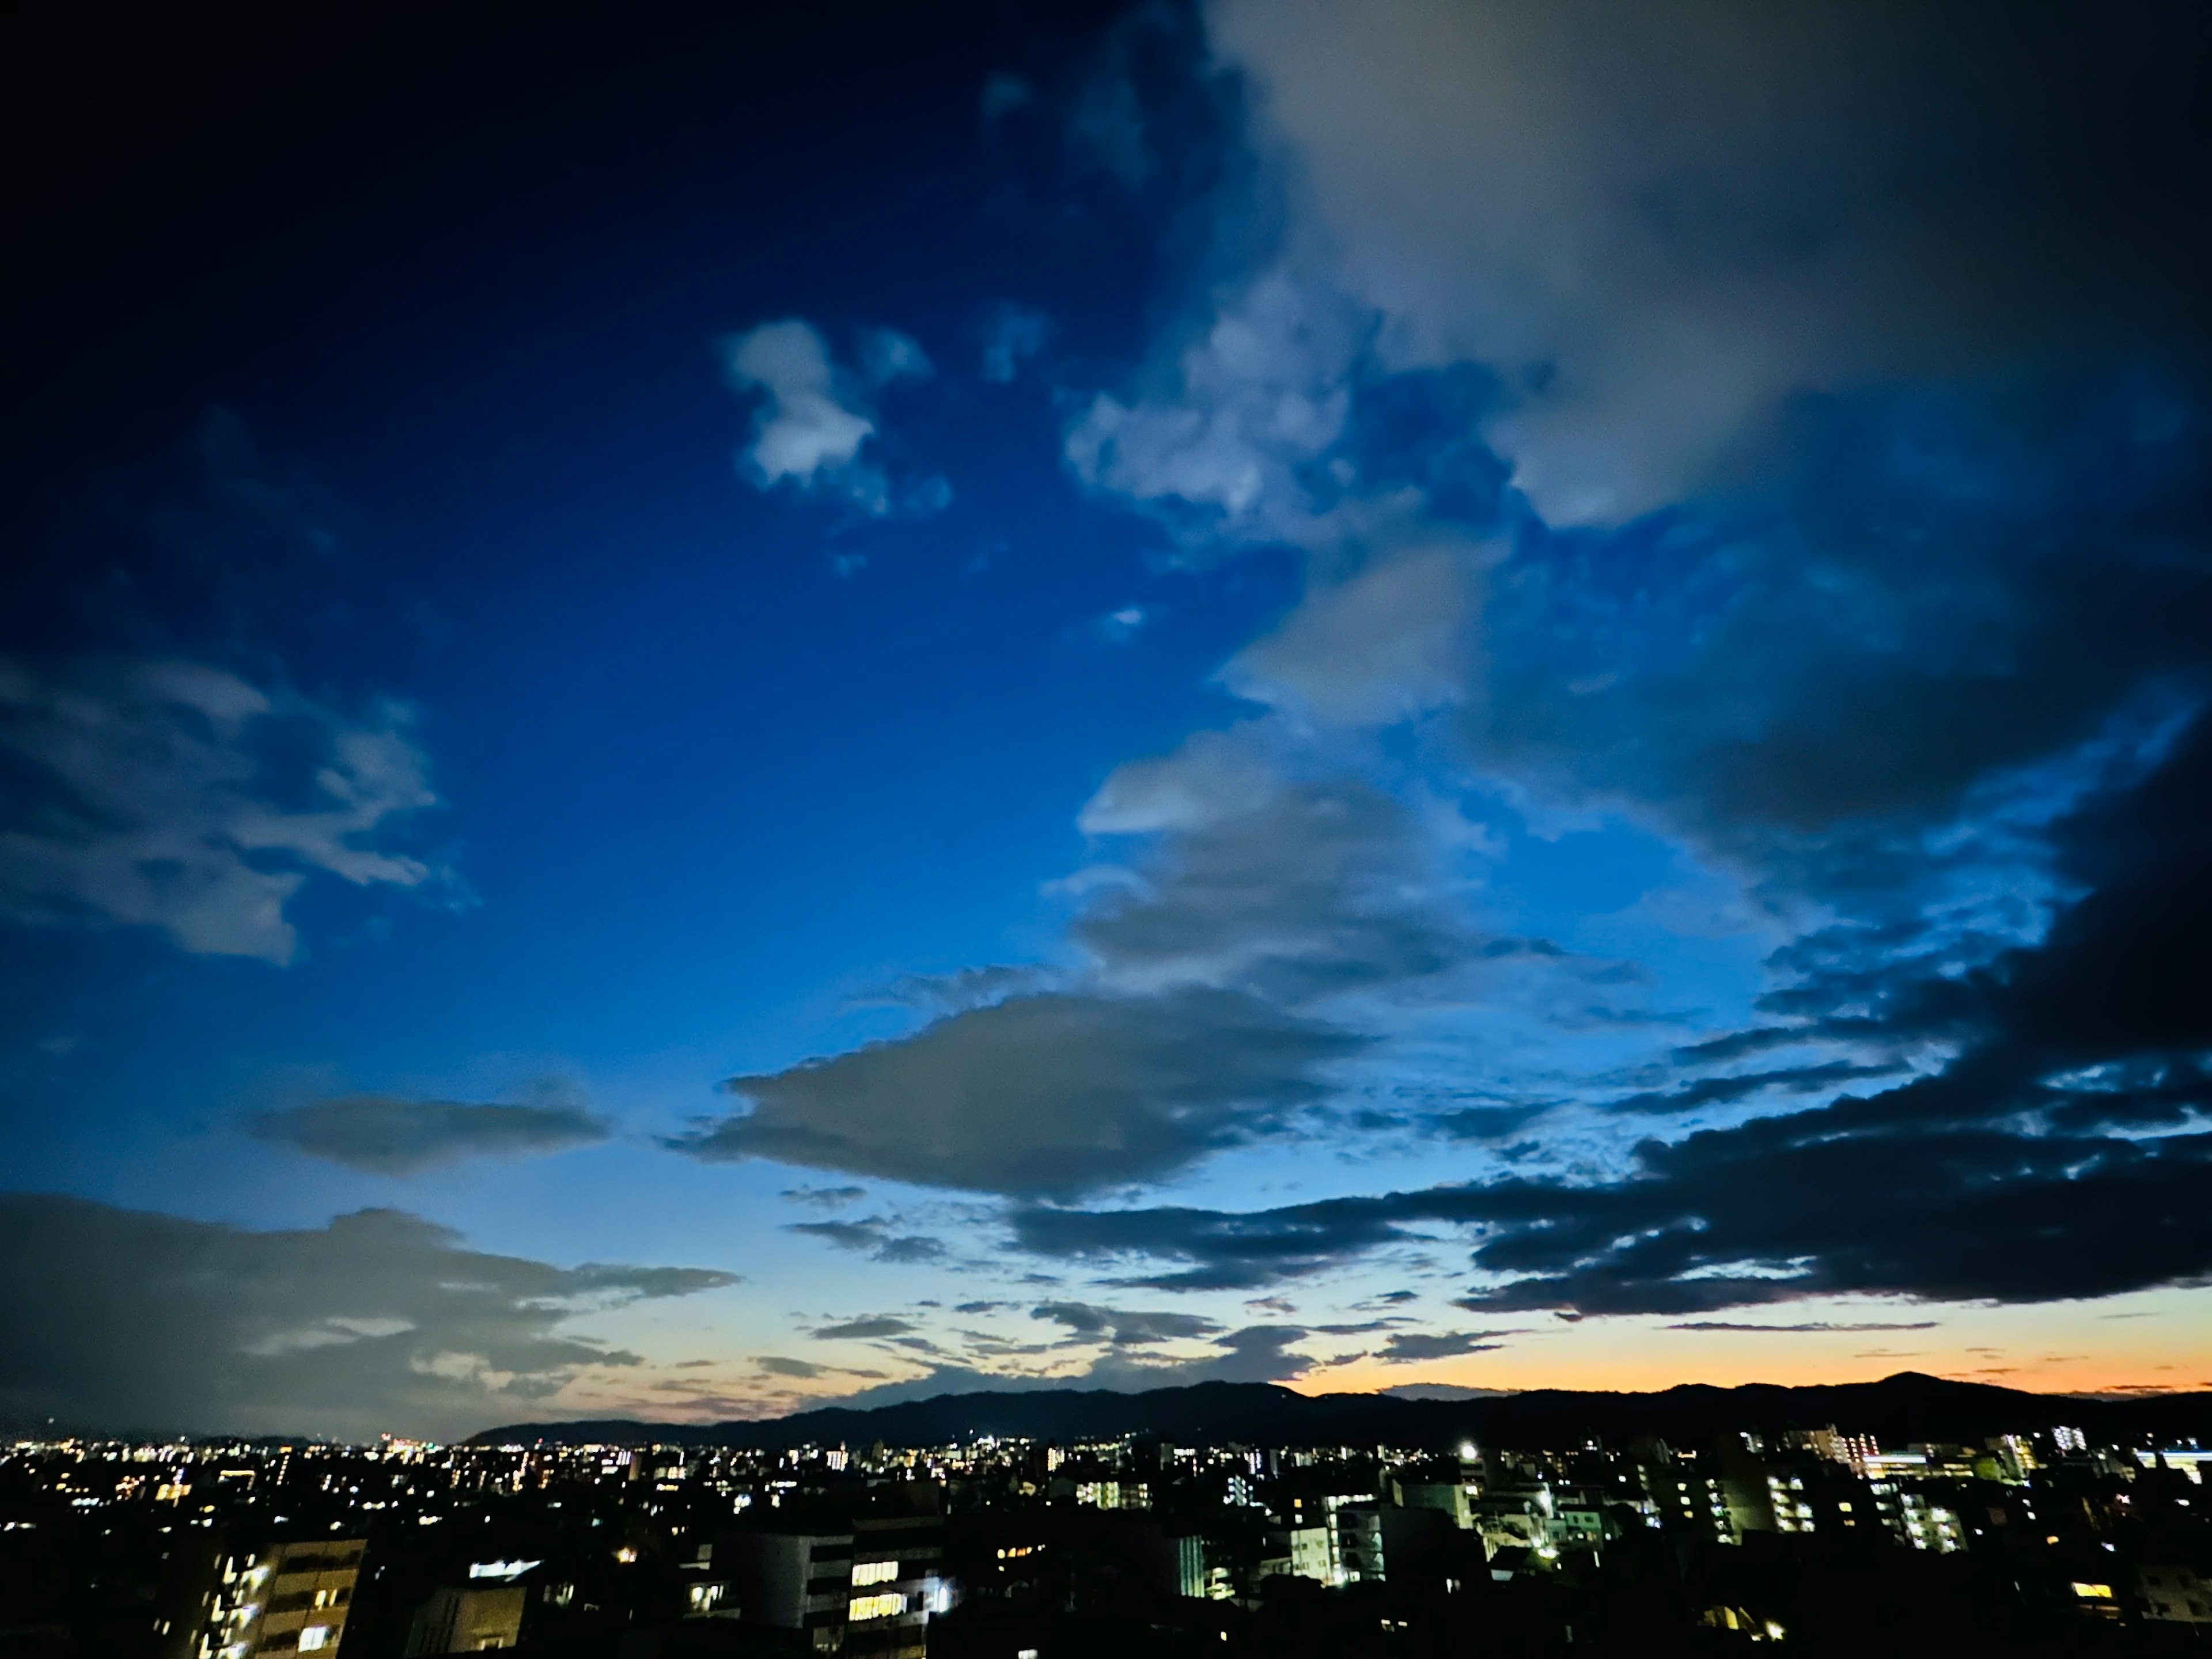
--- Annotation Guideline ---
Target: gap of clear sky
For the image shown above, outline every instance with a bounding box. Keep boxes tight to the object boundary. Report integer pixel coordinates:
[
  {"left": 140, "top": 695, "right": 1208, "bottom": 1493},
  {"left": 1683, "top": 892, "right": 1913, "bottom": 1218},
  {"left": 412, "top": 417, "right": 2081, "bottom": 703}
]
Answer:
[{"left": 2, "top": 0, "right": 2210, "bottom": 1441}]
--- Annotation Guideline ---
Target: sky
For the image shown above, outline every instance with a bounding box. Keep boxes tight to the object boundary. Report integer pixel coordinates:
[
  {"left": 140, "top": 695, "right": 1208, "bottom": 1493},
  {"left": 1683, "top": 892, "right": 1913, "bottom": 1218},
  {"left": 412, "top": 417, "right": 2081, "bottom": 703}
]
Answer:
[{"left": 2, "top": 0, "right": 2210, "bottom": 1441}]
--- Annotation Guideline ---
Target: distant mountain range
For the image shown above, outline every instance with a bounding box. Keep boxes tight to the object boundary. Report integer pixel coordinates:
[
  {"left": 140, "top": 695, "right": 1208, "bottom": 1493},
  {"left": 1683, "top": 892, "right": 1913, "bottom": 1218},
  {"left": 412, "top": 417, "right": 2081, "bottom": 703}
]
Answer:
[{"left": 471, "top": 1372, "right": 2212, "bottom": 1450}]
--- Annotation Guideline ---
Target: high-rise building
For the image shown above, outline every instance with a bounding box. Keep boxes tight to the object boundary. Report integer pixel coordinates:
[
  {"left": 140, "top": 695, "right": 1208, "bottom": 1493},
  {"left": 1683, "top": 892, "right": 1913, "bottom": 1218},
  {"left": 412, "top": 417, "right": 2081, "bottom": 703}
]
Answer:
[{"left": 192, "top": 1539, "right": 366, "bottom": 1659}]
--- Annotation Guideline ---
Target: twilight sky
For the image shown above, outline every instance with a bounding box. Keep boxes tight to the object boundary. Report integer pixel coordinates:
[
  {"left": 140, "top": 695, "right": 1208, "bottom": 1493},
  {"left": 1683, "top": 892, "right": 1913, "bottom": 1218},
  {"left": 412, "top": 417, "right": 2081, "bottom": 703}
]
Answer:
[{"left": 3, "top": 0, "right": 2210, "bottom": 1441}]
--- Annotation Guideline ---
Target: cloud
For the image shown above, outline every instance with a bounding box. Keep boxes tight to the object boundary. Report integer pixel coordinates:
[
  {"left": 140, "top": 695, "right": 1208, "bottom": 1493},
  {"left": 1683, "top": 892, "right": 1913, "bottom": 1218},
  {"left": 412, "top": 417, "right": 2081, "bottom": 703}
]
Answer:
[
  {"left": 1064, "top": 271, "right": 1366, "bottom": 548},
  {"left": 858, "top": 328, "right": 933, "bottom": 386},
  {"left": 0, "top": 657, "right": 444, "bottom": 963},
  {"left": 1667, "top": 1321, "right": 1940, "bottom": 1334},
  {"left": 1085, "top": 1323, "right": 1313, "bottom": 1387},
  {"left": 1220, "top": 546, "right": 1475, "bottom": 726},
  {"left": 1604, "top": 1060, "right": 1908, "bottom": 1117},
  {"left": 1211, "top": 0, "right": 2212, "bottom": 524},
  {"left": 1070, "top": 778, "right": 1476, "bottom": 1005},
  {"left": 1093, "top": 605, "right": 1149, "bottom": 644},
  {"left": 244, "top": 1089, "right": 609, "bottom": 1175},
  {"left": 1016, "top": 714, "right": 2212, "bottom": 1310},
  {"left": 781, "top": 1184, "right": 868, "bottom": 1207},
  {"left": 755, "top": 1355, "right": 829, "bottom": 1379},
  {"left": 1029, "top": 1302, "right": 1223, "bottom": 1347},
  {"left": 979, "top": 72, "right": 1035, "bottom": 130},
  {"left": 786, "top": 1216, "right": 948, "bottom": 1265},
  {"left": 810, "top": 1316, "right": 919, "bottom": 1342},
  {"left": 1376, "top": 1330, "right": 1515, "bottom": 1363},
  {"left": 0, "top": 1195, "right": 733, "bottom": 1440},
  {"left": 980, "top": 304, "right": 1052, "bottom": 383},
  {"left": 722, "top": 320, "right": 945, "bottom": 517},
  {"left": 669, "top": 986, "right": 1362, "bottom": 1198}
]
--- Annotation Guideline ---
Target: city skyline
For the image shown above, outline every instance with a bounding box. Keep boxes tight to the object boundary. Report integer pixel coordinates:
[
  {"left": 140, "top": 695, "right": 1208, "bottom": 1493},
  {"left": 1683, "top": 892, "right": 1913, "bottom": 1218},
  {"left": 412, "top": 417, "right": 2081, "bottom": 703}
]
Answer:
[{"left": 3, "top": 0, "right": 2211, "bottom": 1444}]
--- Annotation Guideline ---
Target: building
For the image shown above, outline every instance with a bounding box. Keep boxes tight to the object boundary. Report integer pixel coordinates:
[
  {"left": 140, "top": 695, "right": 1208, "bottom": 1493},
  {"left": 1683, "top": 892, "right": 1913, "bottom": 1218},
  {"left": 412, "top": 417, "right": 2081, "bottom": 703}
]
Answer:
[
  {"left": 194, "top": 1539, "right": 366, "bottom": 1659},
  {"left": 1325, "top": 1499, "right": 1387, "bottom": 1585},
  {"left": 2134, "top": 1448, "right": 2212, "bottom": 1483},
  {"left": 403, "top": 1586, "right": 525, "bottom": 1656},
  {"left": 1390, "top": 1479, "right": 1472, "bottom": 1531},
  {"left": 1256, "top": 1525, "right": 1330, "bottom": 1585},
  {"left": 717, "top": 1507, "right": 946, "bottom": 1657},
  {"left": 1868, "top": 1482, "right": 1964, "bottom": 1552},
  {"left": 1068, "top": 1480, "right": 1149, "bottom": 1511},
  {"left": 2137, "top": 1565, "right": 2212, "bottom": 1624},
  {"left": 1639, "top": 1460, "right": 1737, "bottom": 1546}
]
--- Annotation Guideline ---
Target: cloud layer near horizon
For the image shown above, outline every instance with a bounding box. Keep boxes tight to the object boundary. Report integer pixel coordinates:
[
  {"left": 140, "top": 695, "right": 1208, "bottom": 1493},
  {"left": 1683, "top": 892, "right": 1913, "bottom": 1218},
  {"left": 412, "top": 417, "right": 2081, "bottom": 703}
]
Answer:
[{"left": 0, "top": 1196, "right": 735, "bottom": 1440}]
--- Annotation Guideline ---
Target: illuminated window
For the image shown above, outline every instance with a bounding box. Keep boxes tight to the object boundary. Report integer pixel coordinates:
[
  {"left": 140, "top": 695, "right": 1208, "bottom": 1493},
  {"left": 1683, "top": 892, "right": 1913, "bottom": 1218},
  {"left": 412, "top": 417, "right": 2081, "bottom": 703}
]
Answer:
[
  {"left": 848, "top": 1593, "right": 904, "bottom": 1622},
  {"left": 298, "top": 1630, "right": 330, "bottom": 1652},
  {"left": 851, "top": 1561, "right": 899, "bottom": 1588},
  {"left": 2072, "top": 1582, "right": 2114, "bottom": 1600}
]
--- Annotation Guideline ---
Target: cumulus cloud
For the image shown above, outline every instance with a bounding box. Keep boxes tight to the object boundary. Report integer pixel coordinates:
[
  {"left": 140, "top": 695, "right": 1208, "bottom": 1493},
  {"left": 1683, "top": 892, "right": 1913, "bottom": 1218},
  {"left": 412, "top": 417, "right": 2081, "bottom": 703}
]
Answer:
[
  {"left": 1211, "top": 0, "right": 2212, "bottom": 523},
  {"left": 0, "top": 1196, "right": 734, "bottom": 1440},
  {"left": 1063, "top": 271, "right": 1365, "bottom": 547},
  {"left": 0, "top": 657, "right": 444, "bottom": 963},
  {"left": 244, "top": 1088, "right": 609, "bottom": 1175},
  {"left": 723, "top": 319, "right": 945, "bottom": 517}
]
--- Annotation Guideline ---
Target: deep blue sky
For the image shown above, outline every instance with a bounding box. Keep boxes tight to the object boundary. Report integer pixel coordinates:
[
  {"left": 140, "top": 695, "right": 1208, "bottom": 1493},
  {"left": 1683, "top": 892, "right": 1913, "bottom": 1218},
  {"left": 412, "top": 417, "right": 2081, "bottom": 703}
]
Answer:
[{"left": 3, "top": 0, "right": 2210, "bottom": 1438}]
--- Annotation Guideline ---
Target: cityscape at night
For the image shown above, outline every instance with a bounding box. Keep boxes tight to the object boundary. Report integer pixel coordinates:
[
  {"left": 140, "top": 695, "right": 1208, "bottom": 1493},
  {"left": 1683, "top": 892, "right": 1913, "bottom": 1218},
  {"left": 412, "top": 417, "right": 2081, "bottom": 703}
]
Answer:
[
  {"left": 6, "top": 1376, "right": 2212, "bottom": 1653},
  {"left": 5, "top": 0, "right": 2212, "bottom": 1651}
]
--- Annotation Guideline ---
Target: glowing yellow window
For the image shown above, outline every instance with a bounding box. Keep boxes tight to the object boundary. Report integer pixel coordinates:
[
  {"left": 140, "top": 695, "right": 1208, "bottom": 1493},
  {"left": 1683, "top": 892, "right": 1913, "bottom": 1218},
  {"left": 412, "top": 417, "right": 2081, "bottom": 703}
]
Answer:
[
  {"left": 851, "top": 1561, "right": 899, "bottom": 1587},
  {"left": 849, "top": 1593, "right": 904, "bottom": 1622}
]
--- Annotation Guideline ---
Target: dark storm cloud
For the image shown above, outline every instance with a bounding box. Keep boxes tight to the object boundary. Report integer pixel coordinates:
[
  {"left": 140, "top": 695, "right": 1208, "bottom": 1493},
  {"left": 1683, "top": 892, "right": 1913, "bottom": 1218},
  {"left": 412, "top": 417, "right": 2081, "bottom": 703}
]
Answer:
[
  {"left": 668, "top": 987, "right": 1363, "bottom": 1198},
  {"left": 245, "top": 1091, "right": 609, "bottom": 1175},
  {"left": 0, "top": 1195, "right": 733, "bottom": 1440}
]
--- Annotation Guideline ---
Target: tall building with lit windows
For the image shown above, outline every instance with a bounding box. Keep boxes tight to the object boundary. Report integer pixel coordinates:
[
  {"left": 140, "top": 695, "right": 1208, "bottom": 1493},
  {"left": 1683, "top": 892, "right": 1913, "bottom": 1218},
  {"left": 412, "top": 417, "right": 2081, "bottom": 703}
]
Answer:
[
  {"left": 186, "top": 1539, "right": 366, "bottom": 1659},
  {"left": 716, "top": 1505, "right": 947, "bottom": 1656}
]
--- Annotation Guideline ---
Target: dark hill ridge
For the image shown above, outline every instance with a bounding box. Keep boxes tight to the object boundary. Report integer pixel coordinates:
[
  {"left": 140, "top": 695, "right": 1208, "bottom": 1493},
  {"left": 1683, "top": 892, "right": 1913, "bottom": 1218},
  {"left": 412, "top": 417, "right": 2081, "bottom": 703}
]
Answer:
[{"left": 472, "top": 1373, "right": 2212, "bottom": 1450}]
